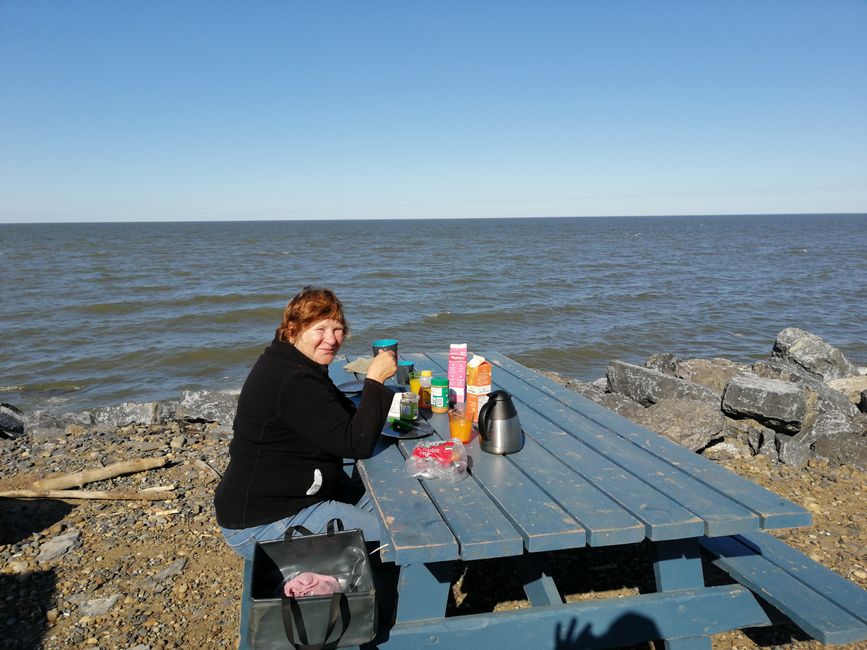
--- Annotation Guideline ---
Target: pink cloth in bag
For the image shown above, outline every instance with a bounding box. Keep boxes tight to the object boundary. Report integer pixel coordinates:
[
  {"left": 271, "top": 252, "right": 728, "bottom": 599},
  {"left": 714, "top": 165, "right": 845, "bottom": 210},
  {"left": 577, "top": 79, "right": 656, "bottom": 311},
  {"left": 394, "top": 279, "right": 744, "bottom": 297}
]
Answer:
[{"left": 283, "top": 572, "right": 342, "bottom": 597}]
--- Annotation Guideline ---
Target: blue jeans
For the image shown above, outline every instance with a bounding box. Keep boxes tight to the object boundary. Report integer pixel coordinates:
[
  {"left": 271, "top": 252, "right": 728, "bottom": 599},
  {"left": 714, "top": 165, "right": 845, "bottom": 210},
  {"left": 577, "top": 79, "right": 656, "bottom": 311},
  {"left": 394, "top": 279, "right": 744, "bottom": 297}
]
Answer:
[{"left": 220, "top": 490, "right": 382, "bottom": 561}]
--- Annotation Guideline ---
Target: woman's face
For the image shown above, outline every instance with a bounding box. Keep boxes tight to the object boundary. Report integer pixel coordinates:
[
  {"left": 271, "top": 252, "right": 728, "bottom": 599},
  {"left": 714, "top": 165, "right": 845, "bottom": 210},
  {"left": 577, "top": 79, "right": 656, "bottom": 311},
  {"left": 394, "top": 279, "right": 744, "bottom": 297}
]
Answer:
[{"left": 292, "top": 318, "right": 345, "bottom": 365}]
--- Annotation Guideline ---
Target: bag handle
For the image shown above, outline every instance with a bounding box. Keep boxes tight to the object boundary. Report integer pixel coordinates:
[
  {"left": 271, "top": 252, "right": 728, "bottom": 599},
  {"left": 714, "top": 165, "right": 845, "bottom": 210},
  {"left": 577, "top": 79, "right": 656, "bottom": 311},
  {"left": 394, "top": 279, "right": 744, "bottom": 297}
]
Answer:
[
  {"left": 281, "top": 591, "right": 343, "bottom": 650},
  {"left": 283, "top": 518, "right": 345, "bottom": 542}
]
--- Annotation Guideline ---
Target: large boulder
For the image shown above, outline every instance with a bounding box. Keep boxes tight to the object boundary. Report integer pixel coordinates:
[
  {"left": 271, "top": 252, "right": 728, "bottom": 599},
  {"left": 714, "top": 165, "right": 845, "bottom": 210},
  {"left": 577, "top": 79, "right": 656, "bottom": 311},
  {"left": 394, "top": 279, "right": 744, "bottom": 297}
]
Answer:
[
  {"left": 771, "top": 327, "right": 858, "bottom": 380},
  {"left": 776, "top": 435, "right": 813, "bottom": 468},
  {"left": 90, "top": 401, "right": 161, "bottom": 427},
  {"left": 813, "top": 433, "right": 867, "bottom": 470},
  {"left": 606, "top": 361, "right": 718, "bottom": 407},
  {"left": 723, "top": 416, "right": 778, "bottom": 459},
  {"left": 0, "top": 403, "right": 25, "bottom": 439},
  {"left": 860, "top": 390, "right": 867, "bottom": 414},
  {"left": 644, "top": 353, "right": 680, "bottom": 375},
  {"left": 674, "top": 358, "right": 745, "bottom": 395},
  {"left": 565, "top": 382, "right": 644, "bottom": 420},
  {"left": 630, "top": 399, "right": 725, "bottom": 452},
  {"left": 752, "top": 358, "right": 862, "bottom": 444},
  {"left": 827, "top": 376, "right": 867, "bottom": 405},
  {"left": 721, "top": 374, "right": 806, "bottom": 433},
  {"left": 175, "top": 389, "right": 238, "bottom": 424}
]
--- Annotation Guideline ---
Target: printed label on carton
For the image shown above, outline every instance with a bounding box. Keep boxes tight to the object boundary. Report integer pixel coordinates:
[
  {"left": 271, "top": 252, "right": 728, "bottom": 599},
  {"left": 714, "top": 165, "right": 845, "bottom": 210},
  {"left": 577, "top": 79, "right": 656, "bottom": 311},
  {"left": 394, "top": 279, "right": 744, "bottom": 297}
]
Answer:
[{"left": 447, "top": 343, "right": 468, "bottom": 403}]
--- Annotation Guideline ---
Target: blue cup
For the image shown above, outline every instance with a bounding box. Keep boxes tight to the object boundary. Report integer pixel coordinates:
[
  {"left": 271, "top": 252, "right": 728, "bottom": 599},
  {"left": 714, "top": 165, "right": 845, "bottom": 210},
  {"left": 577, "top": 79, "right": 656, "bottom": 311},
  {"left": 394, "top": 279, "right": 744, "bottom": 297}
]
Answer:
[
  {"left": 396, "top": 360, "right": 415, "bottom": 385},
  {"left": 371, "top": 339, "right": 398, "bottom": 359}
]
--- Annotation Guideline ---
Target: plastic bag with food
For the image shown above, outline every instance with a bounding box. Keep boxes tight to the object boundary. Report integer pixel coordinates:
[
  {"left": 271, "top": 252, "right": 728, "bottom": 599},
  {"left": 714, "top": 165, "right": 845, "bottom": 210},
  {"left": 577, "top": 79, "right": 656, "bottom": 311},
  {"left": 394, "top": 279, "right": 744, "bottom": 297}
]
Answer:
[{"left": 405, "top": 439, "right": 468, "bottom": 482}]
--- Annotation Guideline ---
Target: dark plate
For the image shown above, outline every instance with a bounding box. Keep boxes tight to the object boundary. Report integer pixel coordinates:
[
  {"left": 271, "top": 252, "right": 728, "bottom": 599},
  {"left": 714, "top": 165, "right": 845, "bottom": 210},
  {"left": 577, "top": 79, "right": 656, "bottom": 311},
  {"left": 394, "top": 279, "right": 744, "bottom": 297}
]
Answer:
[
  {"left": 381, "top": 419, "right": 434, "bottom": 439},
  {"left": 337, "top": 380, "right": 366, "bottom": 394}
]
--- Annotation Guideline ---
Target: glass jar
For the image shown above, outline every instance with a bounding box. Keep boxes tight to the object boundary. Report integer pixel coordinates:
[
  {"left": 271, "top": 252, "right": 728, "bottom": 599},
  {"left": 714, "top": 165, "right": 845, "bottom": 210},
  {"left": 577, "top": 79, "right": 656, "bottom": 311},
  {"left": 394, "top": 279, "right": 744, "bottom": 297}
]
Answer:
[
  {"left": 418, "top": 370, "right": 433, "bottom": 409},
  {"left": 431, "top": 377, "right": 450, "bottom": 414}
]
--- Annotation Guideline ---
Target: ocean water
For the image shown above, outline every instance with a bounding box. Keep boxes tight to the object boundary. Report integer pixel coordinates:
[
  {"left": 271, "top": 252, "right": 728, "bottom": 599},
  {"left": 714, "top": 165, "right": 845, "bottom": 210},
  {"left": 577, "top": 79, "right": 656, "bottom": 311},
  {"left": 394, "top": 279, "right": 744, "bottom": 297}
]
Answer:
[{"left": 1, "top": 214, "right": 865, "bottom": 413}]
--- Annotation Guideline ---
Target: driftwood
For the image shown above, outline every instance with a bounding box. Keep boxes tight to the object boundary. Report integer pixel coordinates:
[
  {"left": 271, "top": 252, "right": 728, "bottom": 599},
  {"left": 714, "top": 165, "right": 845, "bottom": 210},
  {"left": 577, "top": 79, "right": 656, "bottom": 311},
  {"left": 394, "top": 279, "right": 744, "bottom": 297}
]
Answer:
[
  {"left": 0, "top": 487, "right": 176, "bottom": 501},
  {"left": 32, "top": 455, "right": 170, "bottom": 490}
]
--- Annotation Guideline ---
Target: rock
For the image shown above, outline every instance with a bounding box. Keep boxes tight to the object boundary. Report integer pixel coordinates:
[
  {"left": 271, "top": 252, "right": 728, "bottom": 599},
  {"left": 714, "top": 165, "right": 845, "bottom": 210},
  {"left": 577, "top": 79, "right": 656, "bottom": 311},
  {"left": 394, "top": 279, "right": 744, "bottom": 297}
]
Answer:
[
  {"left": 37, "top": 528, "right": 80, "bottom": 563},
  {"left": 90, "top": 402, "right": 159, "bottom": 427},
  {"left": 606, "top": 361, "right": 719, "bottom": 407},
  {"left": 674, "top": 358, "right": 745, "bottom": 395},
  {"left": 721, "top": 374, "right": 806, "bottom": 433},
  {"left": 860, "top": 390, "right": 867, "bottom": 414},
  {"left": 644, "top": 353, "right": 679, "bottom": 375},
  {"left": 723, "top": 417, "right": 777, "bottom": 458},
  {"left": 0, "top": 403, "right": 25, "bottom": 439},
  {"left": 566, "top": 382, "right": 644, "bottom": 420},
  {"left": 827, "top": 376, "right": 867, "bottom": 405},
  {"left": 795, "top": 409, "right": 866, "bottom": 447},
  {"left": 630, "top": 399, "right": 725, "bottom": 451},
  {"left": 813, "top": 434, "right": 867, "bottom": 470},
  {"left": 702, "top": 439, "right": 752, "bottom": 461},
  {"left": 777, "top": 436, "right": 813, "bottom": 468},
  {"left": 153, "top": 399, "right": 180, "bottom": 423},
  {"left": 78, "top": 594, "right": 121, "bottom": 617},
  {"left": 169, "top": 435, "right": 185, "bottom": 449},
  {"left": 142, "top": 557, "right": 187, "bottom": 590},
  {"left": 771, "top": 327, "right": 858, "bottom": 380},
  {"left": 176, "top": 390, "right": 238, "bottom": 424}
]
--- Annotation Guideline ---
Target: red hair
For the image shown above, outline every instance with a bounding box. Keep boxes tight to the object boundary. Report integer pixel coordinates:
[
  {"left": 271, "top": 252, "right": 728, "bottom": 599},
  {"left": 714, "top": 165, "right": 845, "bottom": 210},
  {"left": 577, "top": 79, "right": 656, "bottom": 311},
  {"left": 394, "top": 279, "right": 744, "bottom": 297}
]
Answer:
[{"left": 275, "top": 287, "right": 348, "bottom": 343}]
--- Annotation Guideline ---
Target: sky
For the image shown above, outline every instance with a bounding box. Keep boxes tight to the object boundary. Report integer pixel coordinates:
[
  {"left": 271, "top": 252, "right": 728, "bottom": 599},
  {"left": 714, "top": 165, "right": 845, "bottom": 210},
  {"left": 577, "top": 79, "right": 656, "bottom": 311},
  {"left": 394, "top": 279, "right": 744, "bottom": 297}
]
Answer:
[{"left": 1, "top": 1, "right": 866, "bottom": 223}]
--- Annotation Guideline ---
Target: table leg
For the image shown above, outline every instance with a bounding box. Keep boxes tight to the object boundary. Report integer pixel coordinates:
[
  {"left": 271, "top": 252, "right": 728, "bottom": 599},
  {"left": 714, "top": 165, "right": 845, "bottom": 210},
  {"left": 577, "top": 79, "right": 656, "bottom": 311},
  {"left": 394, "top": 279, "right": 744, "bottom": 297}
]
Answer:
[
  {"left": 653, "top": 538, "right": 712, "bottom": 650},
  {"left": 516, "top": 554, "right": 563, "bottom": 606},
  {"left": 394, "top": 562, "right": 455, "bottom": 622}
]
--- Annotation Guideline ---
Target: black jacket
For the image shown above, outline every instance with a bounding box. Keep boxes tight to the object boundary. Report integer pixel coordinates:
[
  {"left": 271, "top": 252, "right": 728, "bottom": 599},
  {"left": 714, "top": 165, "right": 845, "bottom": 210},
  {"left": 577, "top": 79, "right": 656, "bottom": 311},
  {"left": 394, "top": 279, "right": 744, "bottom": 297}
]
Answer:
[{"left": 214, "top": 338, "right": 394, "bottom": 529}]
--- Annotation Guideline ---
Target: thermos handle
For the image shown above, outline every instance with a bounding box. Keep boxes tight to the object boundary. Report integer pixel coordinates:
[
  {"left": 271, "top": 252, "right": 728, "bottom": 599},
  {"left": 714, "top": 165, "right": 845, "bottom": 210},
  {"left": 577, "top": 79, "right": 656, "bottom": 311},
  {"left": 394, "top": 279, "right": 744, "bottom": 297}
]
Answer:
[{"left": 478, "top": 399, "right": 492, "bottom": 437}]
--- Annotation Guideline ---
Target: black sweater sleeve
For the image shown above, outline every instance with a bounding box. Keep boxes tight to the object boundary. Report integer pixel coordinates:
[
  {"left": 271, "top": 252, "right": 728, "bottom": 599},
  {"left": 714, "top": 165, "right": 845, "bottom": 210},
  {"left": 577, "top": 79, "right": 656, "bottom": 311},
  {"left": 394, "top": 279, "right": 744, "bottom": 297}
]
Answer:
[{"left": 277, "top": 371, "right": 394, "bottom": 459}]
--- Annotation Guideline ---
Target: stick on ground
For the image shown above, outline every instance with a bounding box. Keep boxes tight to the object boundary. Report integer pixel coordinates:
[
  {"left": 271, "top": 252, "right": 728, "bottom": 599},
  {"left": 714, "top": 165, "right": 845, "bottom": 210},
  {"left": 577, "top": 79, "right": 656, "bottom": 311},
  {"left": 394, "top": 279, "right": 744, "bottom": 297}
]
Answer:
[{"left": 32, "top": 455, "right": 171, "bottom": 490}]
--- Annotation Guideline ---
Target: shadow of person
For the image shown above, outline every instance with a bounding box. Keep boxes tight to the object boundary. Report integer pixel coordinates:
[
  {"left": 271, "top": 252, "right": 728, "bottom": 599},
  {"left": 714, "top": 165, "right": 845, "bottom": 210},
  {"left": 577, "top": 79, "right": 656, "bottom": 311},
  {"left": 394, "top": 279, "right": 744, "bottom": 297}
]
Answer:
[
  {"left": 0, "top": 498, "right": 74, "bottom": 545},
  {"left": 555, "top": 612, "right": 662, "bottom": 650},
  {"left": 0, "top": 569, "right": 58, "bottom": 650}
]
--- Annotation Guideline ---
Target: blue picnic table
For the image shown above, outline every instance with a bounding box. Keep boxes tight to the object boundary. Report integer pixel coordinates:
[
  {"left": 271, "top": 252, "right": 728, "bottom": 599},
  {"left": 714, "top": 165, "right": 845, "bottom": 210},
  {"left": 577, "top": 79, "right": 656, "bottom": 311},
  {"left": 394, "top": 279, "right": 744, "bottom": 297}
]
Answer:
[{"left": 240, "top": 351, "right": 867, "bottom": 649}]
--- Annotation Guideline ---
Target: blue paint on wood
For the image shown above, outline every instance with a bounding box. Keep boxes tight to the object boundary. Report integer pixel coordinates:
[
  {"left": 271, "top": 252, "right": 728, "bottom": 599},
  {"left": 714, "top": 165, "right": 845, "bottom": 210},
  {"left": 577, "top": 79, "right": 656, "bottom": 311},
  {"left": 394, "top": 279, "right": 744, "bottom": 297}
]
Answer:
[
  {"left": 238, "top": 559, "right": 252, "bottom": 650},
  {"left": 416, "top": 352, "right": 588, "bottom": 553},
  {"left": 486, "top": 352, "right": 811, "bottom": 529},
  {"left": 701, "top": 534, "right": 867, "bottom": 644},
  {"left": 515, "top": 554, "right": 564, "bottom": 607},
  {"left": 380, "top": 585, "right": 771, "bottom": 650},
  {"left": 356, "top": 444, "right": 458, "bottom": 565},
  {"left": 484, "top": 354, "right": 759, "bottom": 538},
  {"left": 735, "top": 531, "right": 867, "bottom": 625},
  {"left": 395, "top": 562, "right": 456, "bottom": 623}
]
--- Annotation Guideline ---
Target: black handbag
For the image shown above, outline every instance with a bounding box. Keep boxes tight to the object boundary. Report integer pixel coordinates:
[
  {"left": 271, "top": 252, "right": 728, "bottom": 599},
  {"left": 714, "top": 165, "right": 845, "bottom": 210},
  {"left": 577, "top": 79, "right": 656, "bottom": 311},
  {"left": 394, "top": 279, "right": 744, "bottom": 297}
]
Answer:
[{"left": 247, "top": 519, "right": 377, "bottom": 649}]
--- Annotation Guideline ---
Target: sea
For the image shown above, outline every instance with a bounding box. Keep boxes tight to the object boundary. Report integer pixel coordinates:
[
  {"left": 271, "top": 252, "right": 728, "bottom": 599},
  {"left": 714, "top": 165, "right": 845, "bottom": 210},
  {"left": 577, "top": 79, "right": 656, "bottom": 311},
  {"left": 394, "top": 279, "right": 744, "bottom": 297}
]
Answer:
[{"left": 1, "top": 213, "right": 865, "bottom": 414}]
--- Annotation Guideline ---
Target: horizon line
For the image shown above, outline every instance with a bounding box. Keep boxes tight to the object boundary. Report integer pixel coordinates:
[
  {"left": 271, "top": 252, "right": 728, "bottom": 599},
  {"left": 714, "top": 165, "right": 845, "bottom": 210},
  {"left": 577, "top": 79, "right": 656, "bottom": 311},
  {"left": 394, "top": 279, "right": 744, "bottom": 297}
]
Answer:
[{"left": 2, "top": 211, "right": 866, "bottom": 225}]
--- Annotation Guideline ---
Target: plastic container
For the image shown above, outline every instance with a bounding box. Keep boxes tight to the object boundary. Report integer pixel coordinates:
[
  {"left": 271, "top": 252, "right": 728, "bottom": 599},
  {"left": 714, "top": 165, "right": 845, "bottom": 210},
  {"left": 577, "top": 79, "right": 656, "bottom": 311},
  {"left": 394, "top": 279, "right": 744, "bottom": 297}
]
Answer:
[
  {"left": 399, "top": 392, "right": 419, "bottom": 421},
  {"left": 418, "top": 370, "right": 432, "bottom": 409},
  {"left": 431, "top": 377, "right": 450, "bottom": 414}
]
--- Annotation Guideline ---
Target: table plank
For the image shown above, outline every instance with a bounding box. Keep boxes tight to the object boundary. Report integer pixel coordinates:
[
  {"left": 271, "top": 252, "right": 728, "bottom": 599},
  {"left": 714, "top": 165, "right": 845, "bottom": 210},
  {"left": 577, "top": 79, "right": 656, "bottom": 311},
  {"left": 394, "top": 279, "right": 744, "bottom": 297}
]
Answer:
[
  {"left": 356, "top": 444, "right": 459, "bottom": 565},
  {"left": 487, "top": 352, "right": 810, "bottom": 530},
  {"left": 410, "top": 352, "right": 589, "bottom": 553},
  {"left": 388, "top": 357, "right": 524, "bottom": 560}
]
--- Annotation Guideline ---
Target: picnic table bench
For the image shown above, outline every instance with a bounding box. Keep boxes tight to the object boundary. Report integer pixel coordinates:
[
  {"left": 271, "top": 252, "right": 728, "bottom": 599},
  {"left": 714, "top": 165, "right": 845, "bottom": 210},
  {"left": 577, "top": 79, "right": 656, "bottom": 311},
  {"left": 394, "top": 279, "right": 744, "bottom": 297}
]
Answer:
[{"left": 239, "top": 351, "right": 867, "bottom": 649}]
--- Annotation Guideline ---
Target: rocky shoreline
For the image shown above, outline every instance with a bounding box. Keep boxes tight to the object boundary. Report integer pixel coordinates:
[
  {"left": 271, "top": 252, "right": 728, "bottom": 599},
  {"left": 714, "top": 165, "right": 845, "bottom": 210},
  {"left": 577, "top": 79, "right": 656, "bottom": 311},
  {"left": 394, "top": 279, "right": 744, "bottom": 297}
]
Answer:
[{"left": 1, "top": 328, "right": 866, "bottom": 649}]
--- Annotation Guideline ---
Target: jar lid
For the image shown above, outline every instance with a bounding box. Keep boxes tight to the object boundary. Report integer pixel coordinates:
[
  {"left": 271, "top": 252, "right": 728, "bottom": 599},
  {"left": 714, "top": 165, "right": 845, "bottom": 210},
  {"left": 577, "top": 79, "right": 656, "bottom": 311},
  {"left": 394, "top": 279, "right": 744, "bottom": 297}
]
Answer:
[
  {"left": 421, "top": 370, "right": 432, "bottom": 377},
  {"left": 431, "top": 377, "right": 449, "bottom": 387}
]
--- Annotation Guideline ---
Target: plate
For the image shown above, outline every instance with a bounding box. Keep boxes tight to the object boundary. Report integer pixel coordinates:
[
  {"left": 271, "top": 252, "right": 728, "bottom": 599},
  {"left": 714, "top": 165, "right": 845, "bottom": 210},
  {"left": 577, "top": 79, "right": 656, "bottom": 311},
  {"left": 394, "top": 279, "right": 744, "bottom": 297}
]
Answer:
[
  {"left": 337, "top": 380, "right": 366, "bottom": 394},
  {"left": 381, "top": 419, "right": 434, "bottom": 439}
]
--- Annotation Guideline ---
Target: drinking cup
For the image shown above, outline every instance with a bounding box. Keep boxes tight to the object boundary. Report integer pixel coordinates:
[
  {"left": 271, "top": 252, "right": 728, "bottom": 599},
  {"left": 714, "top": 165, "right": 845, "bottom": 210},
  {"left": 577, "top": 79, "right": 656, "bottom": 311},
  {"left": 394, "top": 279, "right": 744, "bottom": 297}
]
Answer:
[
  {"left": 408, "top": 372, "right": 421, "bottom": 397},
  {"left": 396, "top": 360, "right": 415, "bottom": 385},
  {"left": 448, "top": 408, "right": 473, "bottom": 444},
  {"left": 400, "top": 392, "right": 419, "bottom": 421},
  {"left": 371, "top": 339, "right": 398, "bottom": 360}
]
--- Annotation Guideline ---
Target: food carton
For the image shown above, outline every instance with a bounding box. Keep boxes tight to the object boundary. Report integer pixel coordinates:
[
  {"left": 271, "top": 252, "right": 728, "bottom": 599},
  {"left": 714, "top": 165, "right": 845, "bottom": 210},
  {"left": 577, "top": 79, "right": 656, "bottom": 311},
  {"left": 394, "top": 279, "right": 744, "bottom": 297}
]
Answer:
[
  {"left": 447, "top": 343, "right": 468, "bottom": 403},
  {"left": 465, "top": 355, "right": 492, "bottom": 422}
]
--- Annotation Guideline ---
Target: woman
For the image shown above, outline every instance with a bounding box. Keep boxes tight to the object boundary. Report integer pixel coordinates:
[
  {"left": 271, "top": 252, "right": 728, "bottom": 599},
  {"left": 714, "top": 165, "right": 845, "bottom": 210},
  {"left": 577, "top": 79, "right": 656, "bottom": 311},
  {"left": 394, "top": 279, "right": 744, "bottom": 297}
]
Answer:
[{"left": 214, "top": 287, "right": 397, "bottom": 560}]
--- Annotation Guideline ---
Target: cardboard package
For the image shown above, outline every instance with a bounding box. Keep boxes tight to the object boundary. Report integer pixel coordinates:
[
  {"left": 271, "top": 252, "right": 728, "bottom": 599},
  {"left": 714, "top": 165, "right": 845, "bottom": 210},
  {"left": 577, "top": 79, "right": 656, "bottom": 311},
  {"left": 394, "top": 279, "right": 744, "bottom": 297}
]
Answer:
[
  {"left": 465, "top": 355, "right": 492, "bottom": 423},
  {"left": 447, "top": 344, "right": 468, "bottom": 404}
]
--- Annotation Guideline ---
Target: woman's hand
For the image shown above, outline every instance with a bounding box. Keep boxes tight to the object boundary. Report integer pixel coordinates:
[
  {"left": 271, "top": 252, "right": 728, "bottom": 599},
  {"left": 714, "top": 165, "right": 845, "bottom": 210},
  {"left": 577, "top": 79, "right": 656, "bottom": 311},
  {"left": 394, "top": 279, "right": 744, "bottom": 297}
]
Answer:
[{"left": 366, "top": 350, "right": 397, "bottom": 384}]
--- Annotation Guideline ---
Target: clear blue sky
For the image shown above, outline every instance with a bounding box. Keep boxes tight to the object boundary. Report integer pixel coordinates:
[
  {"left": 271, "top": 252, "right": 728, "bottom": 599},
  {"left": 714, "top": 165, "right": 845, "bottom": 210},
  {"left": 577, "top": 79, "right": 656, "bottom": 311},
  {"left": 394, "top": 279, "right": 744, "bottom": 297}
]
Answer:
[{"left": 1, "top": 1, "right": 865, "bottom": 222}]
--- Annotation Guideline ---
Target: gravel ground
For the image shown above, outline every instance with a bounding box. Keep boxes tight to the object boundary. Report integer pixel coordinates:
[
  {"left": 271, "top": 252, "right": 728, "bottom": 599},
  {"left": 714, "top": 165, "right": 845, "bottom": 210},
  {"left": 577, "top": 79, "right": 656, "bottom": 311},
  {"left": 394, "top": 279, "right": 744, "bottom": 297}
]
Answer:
[{"left": 1, "top": 418, "right": 865, "bottom": 650}]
